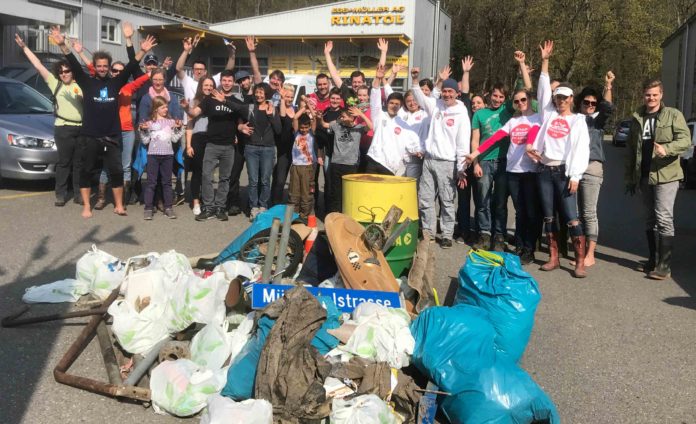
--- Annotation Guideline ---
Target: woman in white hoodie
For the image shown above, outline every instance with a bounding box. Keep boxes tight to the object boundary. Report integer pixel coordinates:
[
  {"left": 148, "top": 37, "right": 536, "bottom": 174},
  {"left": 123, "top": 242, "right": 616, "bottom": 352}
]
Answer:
[{"left": 526, "top": 40, "right": 590, "bottom": 278}]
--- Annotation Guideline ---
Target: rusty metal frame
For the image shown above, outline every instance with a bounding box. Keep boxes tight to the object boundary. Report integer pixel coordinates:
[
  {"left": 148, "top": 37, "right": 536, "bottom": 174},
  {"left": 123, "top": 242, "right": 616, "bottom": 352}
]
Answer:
[{"left": 53, "top": 288, "right": 152, "bottom": 402}]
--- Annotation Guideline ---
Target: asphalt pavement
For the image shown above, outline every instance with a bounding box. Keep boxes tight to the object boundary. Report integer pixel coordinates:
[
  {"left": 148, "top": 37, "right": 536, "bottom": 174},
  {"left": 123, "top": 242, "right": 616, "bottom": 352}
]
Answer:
[{"left": 0, "top": 140, "right": 695, "bottom": 423}]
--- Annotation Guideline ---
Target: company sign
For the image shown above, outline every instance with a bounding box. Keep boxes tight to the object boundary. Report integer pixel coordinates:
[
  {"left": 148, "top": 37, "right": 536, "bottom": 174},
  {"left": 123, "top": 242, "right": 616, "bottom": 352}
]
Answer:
[{"left": 331, "top": 6, "right": 406, "bottom": 26}]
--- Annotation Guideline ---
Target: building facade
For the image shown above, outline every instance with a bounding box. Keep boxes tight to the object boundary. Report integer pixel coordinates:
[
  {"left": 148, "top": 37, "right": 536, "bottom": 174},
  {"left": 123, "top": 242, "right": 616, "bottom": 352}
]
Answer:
[
  {"left": 661, "top": 14, "right": 696, "bottom": 120},
  {"left": 208, "top": 0, "right": 451, "bottom": 89},
  {"left": 1, "top": 0, "right": 204, "bottom": 70}
]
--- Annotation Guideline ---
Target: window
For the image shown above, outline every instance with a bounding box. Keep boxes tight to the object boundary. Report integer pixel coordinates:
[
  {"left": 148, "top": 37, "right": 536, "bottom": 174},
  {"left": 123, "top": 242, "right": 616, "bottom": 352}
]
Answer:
[
  {"left": 65, "top": 10, "right": 79, "bottom": 38},
  {"left": 101, "top": 17, "right": 120, "bottom": 44}
]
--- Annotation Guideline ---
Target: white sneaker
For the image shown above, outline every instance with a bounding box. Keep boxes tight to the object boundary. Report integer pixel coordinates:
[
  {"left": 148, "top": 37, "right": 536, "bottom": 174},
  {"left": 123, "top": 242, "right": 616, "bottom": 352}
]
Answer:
[
  {"left": 192, "top": 204, "right": 201, "bottom": 216},
  {"left": 249, "top": 207, "right": 259, "bottom": 222}
]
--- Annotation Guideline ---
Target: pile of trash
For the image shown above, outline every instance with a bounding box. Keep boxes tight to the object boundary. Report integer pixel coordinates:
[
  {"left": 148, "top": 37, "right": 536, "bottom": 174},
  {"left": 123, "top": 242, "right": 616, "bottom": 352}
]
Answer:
[{"left": 11, "top": 205, "right": 560, "bottom": 423}]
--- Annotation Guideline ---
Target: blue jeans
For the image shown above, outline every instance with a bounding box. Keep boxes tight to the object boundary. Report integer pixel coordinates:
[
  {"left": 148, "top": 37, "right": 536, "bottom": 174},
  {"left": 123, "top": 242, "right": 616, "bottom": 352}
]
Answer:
[
  {"left": 100, "top": 130, "right": 134, "bottom": 183},
  {"left": 538, "top": 165, "right": 583, "bottom": 236},
  {"left": 473, "top": 159, "right": 508, "bottom": 236},
  {"left": 507, "top": 172, "right": 542, "bottom": 251},
  {"left": 245, "top": 144, "right": 275, "bottom": 209}
]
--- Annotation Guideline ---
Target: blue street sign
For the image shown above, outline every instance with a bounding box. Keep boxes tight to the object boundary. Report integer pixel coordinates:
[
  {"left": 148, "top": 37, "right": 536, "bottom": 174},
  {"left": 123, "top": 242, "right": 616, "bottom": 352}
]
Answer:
[{"left": 251, "top": 283, "right": 402, "bottom": 313}]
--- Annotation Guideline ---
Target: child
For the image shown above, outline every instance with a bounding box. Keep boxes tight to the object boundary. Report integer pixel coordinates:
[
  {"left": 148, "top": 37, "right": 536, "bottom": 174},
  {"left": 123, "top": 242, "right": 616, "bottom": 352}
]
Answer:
[
  {"left": 139, "top": 95, "right": 184, "bottom": 220},
  {"left": 318, "top": 106, "right": 373, "bottom": 213},
  {"left": 290, "top": 104, "right": 323, "bottom": 219}
]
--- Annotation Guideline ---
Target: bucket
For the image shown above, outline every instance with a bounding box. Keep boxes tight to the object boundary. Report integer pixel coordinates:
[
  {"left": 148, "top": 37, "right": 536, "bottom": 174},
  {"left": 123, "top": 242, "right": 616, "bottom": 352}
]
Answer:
[{"left": 342, "top": 174, "right": 419, "bottom": 277}]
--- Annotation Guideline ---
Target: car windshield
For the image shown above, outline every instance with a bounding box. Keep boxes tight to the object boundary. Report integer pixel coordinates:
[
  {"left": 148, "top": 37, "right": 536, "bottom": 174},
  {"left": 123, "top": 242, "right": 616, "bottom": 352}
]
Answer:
[{"left": 0, "top": 81, "right": 53, "bottom": 114}]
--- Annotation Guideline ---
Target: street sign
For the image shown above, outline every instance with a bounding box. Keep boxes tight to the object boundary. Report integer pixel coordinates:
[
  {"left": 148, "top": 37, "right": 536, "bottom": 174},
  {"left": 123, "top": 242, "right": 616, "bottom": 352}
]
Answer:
[{"left": 251, "top": 283, "right": 401, "bottom": 312}]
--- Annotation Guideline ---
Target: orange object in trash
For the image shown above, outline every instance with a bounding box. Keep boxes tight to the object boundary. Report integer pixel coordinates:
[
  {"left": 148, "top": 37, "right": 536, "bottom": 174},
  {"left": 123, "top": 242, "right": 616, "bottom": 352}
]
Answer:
[{"left": 304, "top": 215, "right": 318, "bottom": 256}]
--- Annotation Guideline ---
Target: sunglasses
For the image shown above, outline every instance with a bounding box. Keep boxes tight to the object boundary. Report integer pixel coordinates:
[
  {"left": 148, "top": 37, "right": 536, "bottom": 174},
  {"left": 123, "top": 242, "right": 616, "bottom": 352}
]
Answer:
[
  {"left": 513, "top": 97, "right": 528, "bottom": 105},
  {"left": 583, "top": 100, "right": 598, "bottom": 107},
  {"left": 59, "top": 69, "right": 72, "bottom": 75},
  {"left": 554, "top": 94, "right": 570, "bottom": 101},
  {"left": 111, "top": 68, "right": 123, "bottom": 73}
]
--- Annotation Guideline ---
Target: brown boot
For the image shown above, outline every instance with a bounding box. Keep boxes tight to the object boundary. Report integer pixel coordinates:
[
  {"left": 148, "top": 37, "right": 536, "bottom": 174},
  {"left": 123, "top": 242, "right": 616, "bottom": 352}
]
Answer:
[
  {"left": 541, "top": 232, "right": 560, "bottom": 271},
  {"left": 572, "top": 235, "right": 587, "bottom": 278},
  {"left": 94, "top": 183, "right": 107, "bottom": 210}
]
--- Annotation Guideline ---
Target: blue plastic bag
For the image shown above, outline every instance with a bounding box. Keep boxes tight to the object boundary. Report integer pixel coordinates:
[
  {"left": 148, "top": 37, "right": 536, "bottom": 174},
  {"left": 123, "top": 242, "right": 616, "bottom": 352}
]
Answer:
[
  {"left": 221, "top": 315, "right": 275, "bottom": 400},
  {"left": 410, "top": 305, "right": 559, "bottom": 424},
  {"left": 455, "top": 250, "right": 541, "bottom": 362}
]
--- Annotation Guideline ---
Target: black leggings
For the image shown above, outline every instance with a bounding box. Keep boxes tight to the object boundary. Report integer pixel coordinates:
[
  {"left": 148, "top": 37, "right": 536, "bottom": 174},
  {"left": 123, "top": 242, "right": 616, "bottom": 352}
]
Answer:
[
  {"left": 78, "top": 135, "right": 123, "bottom": 188},
  {"left": 186, "top": 133, "right": 207, "bottom": 201}
]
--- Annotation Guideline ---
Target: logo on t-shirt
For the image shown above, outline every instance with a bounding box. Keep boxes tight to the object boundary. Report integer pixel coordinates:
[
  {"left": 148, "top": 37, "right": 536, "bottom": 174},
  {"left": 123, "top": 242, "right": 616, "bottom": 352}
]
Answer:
[
  {"left": 394, "top": 127, "right": 402, "bottom": 135},
  {"left": 547, "top": 118, "right": 570, "bottom": 139},
  {"left": 415, "top": 115, "right": 422, "bottom": 121},
  {"left": 510, "top": 124, "right": 531, "bottom": 145},
  {"left": 446, "top": 118, "right": 455, "bottom": 127}
]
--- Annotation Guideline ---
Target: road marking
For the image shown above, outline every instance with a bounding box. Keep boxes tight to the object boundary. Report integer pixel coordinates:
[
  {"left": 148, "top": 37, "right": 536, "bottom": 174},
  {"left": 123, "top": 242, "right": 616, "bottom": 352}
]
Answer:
[{"left": 0, "top": 191, "right": 52, "bottom": 200}]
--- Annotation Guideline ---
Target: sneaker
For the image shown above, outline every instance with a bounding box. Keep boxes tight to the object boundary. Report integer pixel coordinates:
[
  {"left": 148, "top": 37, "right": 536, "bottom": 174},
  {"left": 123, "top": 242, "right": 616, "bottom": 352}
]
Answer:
[
  {"left": 440, "top": 238, "right": 453, "bottom": 249},
  {"left": 54, "top": 199, "right": 67, "bottom": 207},
  {"left": 492, "top": 235, "right": 506, "bottom": 252},
  {"left": 249, "top": 207, "right": 260, "bottom": 222},
  {"left": 143, "top": 209, "right": 154, "bottom": 220},
  {"left": 454, "top": 234, "right": 467, "bottom": 244},
  {"left": 164, "top": 208, "right": 177, "bottom": 219},
  {"left": 192, "top": 204, "right": 201, "bottom": 216},
  {"left": 216, "top": 209, "right": 229, "bottom": 221},
  {"left": 519, "top": 249, "right": 535, "bottom": 265},
  {"left": 227, "top": 205, "right": 242, "bottom": 216},
  {"left": 174, "top": 194, "right": 186, "bottom": 206},
  {"left": 473, "top": 233, "right": 491, "bottom": 250},
  {"left": 195, "top": 209, "right": 216, "bottom": 221}
]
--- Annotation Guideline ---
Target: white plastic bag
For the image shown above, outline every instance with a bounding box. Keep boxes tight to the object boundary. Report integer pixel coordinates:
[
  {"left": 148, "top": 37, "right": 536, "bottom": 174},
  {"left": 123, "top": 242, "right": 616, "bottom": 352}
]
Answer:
[
  {"left": 22, "top": 278, "right": 89, "bottom": 303},
  {"left": 75, "top": 245, "right": 125, "bottom": 299},
  {"left": 200, "top": 394, "right": 273, "bottom": 424},
  {"left": 190, "top": 320, "right": 232, "bottom": 372},
  {"left": 166, "top": 272, "right": 229, "bottom": 333},
  {"left": 216, "top": 260, "right": 258, "bottom": 281},
  {"left": 150, "top": 359, "right": 227, "bottom": 417},
  {"left": 108, "top": 299, "right": 170, "bottom": 354},
  {"left": 331, "top": 394, "right": 402, "bottom": 424},
  {"left": 341, "top": 303, "right": 415, "bottom": 369},
  {"left": 227, "top": 313, "right": 254, "bottom": 364}
]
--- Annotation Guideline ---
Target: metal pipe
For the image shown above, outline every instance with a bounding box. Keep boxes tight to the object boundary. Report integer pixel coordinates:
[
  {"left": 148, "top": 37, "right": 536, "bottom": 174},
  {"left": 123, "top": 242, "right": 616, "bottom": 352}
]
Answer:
[
  {"left": 273, "top": 205, "right": 295, "bottom": 282},
  {"left": 2, "top": 304, "right": 107, "bottom": 328},
  {"left": 123, "top": 336, "right": 172, "bottom": 387},
  {"left": 262, "top": 218, "right": 281, "bottom": 281},
  {"left": 96, "top": 320, "right": 122, "bottom": 385},
  {"left": 382, "top": 218, "right": 412, "bottom": 253}
]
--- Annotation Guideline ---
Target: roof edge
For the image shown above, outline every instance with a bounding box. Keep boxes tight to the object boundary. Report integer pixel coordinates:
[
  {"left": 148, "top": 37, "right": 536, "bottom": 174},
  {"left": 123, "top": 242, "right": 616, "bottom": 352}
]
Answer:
[{"left": 662, "top": 12, "right": 696, "bottom": 48}]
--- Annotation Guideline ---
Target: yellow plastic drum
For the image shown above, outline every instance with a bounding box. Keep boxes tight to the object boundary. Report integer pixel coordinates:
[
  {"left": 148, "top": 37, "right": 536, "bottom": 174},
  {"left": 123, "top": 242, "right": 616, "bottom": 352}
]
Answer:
[{"left": 342, "top": 174, "right": 419, "bottom": 277}]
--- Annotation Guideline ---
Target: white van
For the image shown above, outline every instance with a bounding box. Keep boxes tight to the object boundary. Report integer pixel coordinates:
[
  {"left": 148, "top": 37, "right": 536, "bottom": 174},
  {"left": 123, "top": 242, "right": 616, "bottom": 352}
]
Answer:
[{"left": 263, "top": 74, "right": 317, "bottom": 106}]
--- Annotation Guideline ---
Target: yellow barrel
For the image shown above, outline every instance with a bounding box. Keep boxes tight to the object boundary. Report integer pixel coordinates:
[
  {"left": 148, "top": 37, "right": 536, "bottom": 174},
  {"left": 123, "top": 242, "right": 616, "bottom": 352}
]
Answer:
[{"left": 342, "top": 174, "right": 419, "bottom": 277}]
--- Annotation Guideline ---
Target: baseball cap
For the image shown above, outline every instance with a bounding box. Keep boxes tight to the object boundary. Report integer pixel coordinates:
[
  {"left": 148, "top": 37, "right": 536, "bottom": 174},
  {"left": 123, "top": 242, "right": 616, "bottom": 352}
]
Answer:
[
  {"left": 144, "top": 54, "right": 158, "bottom": 65},
  {"left": 235, "top": 70, "right": 251, "bottom": 82}
]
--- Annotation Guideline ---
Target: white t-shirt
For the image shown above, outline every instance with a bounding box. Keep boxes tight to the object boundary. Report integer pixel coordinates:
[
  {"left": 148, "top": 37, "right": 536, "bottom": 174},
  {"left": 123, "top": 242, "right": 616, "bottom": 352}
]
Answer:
[{"left": 500, "top": 114, "right": 542, "bottom": 173}]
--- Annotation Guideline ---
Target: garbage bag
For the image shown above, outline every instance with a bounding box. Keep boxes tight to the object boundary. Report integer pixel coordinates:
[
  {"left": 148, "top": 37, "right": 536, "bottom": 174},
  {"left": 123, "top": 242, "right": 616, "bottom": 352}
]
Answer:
[
  {"left": 190, "top": 319, "right": 233, "bottom": 372},
  {"left": 75, "top": 245, "right": 125, "bottom": 300},
  {"left": 150, "top": 358, "right": 226, "bottom": 417},
  {"left": 220, "top": 315, "right": 275, "bottom": 400},
  {"left": 455, "top": 250, "right": 541, "bottom": 362},
  {"left": 312, "top": 295, "right": 341, "bottom": 355},
  {"left": 166, "top": 271, "right": 229, "bottom": 333},
  {"left": 228, "top": 313, "right": 255, "bottom": 364},
  {"left": 410, "top": 305, "right": 559, "bottom": 424},
  {"left": 330, "top": 394, "right": 402, "bottom": 424},
  {"left": 108, "top": 299, "right": 170, "bottom": 354},
  {"left": 200, "top": 394, "right": 273, "bottom": 424},
  {"left": 22, "top": 278, "right": 89, "bottom": 304},
  {"left": 341, "top": 303, "right": 414, "bottom": 369}
]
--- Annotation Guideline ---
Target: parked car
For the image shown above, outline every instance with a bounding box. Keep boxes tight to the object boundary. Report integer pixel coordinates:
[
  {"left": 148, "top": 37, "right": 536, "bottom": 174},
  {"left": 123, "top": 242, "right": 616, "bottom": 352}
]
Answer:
[
  {"left": 0, "top": 76, "right": 57, "bottom": 184},
  {"left": 263, "top": 74, "right": 317, "bottom": 106},
  {"left": 612, "top": 118, "right": 631, "bottom": 146},
  {"left": 680, "top": 120, "right": 696, "bottom": 188},
  {"left": 0, "top": 63, "right": 52, "bottom": 98}
]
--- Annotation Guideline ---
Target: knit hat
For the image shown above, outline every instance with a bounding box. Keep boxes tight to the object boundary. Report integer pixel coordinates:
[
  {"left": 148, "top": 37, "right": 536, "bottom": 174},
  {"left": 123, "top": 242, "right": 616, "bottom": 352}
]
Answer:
[{"left": 442, "top": 78, "right": 459, "bottom": 92}]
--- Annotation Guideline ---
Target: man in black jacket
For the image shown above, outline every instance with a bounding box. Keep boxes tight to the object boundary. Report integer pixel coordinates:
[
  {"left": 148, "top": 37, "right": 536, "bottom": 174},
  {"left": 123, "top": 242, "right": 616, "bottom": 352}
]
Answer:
[{"left": 50, "top": 25, "right": 156, "bottom": 218}]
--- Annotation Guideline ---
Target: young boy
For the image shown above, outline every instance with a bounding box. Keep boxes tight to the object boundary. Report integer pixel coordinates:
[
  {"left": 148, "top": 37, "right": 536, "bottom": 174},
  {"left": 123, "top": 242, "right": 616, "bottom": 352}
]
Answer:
[
  {"left": 318, "top": 107, "right": 373, "bottom": 213},
  {"left": 290, "top": 104, "right": 323, "bottom": 219}
]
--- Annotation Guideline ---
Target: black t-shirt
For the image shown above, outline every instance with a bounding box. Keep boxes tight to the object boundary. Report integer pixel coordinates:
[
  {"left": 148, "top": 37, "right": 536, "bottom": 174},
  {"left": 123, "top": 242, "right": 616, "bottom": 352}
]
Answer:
[
  {"left": 316, "top": 109, "right": 341, "bottom": 157},
  {"left": 640, "top": 110, "right": 660, "bottom": 178},
  {"left": 199, "top": 96, "right": 237, "bottom": 145}
]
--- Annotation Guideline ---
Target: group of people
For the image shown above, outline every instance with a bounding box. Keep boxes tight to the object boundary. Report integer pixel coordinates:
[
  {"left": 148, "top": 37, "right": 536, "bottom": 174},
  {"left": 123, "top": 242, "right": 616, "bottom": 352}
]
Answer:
[{"left": 16, "top": 25, "right": 690, "bottom": 281}]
